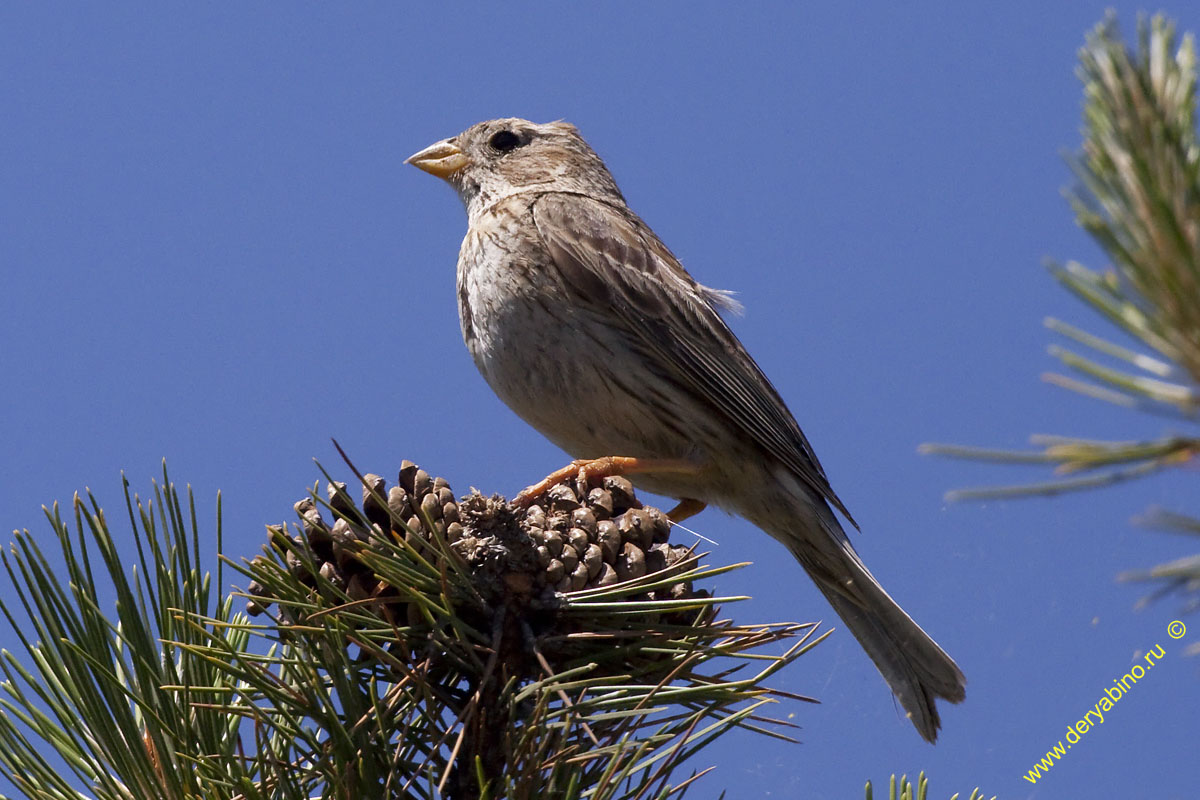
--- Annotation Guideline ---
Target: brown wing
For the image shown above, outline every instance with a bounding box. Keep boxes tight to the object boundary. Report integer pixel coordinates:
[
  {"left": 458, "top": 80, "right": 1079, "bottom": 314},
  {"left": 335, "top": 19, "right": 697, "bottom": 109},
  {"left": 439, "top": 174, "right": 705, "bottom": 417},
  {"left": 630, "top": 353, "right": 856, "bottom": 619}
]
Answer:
[{"left": 531, "top": 192, "right": 858, "bottom": 529}]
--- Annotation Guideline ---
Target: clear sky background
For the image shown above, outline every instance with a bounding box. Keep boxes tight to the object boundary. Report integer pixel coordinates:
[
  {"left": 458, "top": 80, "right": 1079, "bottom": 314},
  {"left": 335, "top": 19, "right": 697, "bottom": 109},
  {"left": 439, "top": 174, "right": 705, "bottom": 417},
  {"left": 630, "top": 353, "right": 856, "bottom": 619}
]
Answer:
[{"left": 2, "top": 4, "right": 1197, "bottom": 798}]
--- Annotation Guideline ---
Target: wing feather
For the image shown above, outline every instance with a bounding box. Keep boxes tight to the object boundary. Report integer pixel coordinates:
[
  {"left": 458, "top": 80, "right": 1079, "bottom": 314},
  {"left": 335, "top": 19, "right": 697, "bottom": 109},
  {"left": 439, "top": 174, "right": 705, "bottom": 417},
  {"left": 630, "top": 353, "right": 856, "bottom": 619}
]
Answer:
[{"left": 531, "top": 192, "right": 857, "bottom": 528}]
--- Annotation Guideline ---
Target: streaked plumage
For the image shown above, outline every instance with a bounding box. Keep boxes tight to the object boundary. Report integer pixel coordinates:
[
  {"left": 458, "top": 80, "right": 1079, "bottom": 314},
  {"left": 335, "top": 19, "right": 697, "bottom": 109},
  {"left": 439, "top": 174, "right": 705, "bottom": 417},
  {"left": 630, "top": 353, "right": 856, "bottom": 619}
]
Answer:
[{"left": 407, "top": 118, "right": 965, "bottom": 741}]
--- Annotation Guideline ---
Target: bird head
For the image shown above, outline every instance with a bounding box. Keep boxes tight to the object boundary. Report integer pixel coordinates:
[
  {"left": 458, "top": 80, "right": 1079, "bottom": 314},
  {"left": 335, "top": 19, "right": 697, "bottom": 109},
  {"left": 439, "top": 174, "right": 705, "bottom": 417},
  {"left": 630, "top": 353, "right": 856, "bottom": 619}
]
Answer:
[{"left": 406, "top": 118, "right": 625, "bottom": 218}]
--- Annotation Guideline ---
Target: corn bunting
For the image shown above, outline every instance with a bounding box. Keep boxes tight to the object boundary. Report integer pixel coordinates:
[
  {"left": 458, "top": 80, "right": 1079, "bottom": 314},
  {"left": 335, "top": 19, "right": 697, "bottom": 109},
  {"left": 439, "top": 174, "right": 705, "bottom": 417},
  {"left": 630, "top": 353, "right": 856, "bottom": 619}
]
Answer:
[{"left": 407, "top": 118, "right": 965, "bottom": 742}]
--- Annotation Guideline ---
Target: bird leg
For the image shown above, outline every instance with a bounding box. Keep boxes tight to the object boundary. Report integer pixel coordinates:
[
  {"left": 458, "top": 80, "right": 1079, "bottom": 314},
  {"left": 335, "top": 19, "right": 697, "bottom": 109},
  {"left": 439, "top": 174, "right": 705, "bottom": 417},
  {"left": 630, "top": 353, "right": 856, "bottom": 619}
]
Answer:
[
  {"left": 664, "top": 497, "right": 707, "bottom": 523},
  {"left": 512, "top": 456, "right": 702, "bottom": 508}
]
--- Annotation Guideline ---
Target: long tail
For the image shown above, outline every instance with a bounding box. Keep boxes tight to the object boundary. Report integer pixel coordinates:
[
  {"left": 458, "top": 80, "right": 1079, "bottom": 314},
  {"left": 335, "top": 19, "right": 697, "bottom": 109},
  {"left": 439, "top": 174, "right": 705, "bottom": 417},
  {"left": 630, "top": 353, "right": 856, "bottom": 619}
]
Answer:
[{"left": 773, "top": 503, "right": 965, "bottom": 742}]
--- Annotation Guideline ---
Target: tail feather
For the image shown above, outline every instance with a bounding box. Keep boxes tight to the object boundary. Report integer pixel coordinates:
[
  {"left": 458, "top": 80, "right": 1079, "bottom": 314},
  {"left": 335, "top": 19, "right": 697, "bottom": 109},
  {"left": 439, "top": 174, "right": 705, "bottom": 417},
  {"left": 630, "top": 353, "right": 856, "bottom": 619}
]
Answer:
[
  {"left": 780, "top": 507, "right": 965, "bottom": 743},
  {"left": 812, "top": 562, "right": 965, "bottom": 741}
]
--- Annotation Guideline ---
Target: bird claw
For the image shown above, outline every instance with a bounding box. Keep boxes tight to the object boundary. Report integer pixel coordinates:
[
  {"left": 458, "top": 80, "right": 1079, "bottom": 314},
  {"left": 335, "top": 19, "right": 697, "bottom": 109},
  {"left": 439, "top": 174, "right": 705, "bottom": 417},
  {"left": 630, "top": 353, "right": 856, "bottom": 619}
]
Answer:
[
  {"left": 512, "top": 457, "right": 625, "bottom": 508},
  {"left": 512, "top": 456, "right": 703, "bottom": 509}
]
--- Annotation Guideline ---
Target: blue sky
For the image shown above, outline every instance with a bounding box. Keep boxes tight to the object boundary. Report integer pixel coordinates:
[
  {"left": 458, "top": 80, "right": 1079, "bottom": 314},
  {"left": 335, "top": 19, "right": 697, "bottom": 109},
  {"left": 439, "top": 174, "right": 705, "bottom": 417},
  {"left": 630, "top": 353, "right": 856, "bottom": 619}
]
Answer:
[{"left": 2, "top": 4, "right": 1197, "bottom": 798}]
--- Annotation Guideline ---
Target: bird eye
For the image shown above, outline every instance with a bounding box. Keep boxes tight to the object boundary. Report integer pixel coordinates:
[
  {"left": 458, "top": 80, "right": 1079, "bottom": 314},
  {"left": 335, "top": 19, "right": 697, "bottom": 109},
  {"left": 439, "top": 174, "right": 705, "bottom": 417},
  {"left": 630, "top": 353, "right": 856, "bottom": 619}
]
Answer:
[{"left": 488, "top": 130, "right": 521, "bottom": 153}]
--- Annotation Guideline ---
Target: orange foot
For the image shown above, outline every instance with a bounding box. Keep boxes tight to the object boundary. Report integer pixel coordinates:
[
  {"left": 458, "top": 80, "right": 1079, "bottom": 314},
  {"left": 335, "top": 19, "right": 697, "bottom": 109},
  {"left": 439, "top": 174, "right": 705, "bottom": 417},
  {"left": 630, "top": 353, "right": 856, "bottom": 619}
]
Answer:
[
  {"left": 665, "top": 497, "right": 708, "bottom": 523},
  {"left": 512, "top": 455, "right": 704, "bottom": 510}
]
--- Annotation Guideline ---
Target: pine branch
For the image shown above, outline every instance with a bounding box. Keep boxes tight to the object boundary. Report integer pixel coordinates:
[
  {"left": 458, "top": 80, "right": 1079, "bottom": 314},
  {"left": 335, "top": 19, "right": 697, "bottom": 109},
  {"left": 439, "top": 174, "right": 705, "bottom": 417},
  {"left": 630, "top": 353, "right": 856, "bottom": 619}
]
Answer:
[
  {"left": 0, "top": 465, "right": 250, "bottom": 800},
  {"left": 921, "top": 13, "right": 1200, "bottom": 616},
  {"left": 863, "top": 771, "right": 994, "bottom": 800},
  {"left": 0, "top": 462, "right": 824, "bottom": 799}
]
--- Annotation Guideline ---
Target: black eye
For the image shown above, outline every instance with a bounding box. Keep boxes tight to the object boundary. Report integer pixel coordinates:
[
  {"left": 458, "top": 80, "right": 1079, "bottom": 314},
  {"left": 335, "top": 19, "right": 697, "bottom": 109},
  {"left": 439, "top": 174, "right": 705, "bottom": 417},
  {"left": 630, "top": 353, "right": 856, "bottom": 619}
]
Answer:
[{"left": 489, "top": 130, "right": 521, "bottom": 152}]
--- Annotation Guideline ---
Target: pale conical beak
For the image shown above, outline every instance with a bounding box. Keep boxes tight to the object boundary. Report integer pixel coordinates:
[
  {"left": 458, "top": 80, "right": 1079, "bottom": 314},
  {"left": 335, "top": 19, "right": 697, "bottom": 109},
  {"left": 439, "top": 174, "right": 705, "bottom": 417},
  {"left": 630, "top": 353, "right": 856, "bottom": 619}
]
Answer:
[{"left": 405, "top": 138, "right": 469, "bottom": 179}]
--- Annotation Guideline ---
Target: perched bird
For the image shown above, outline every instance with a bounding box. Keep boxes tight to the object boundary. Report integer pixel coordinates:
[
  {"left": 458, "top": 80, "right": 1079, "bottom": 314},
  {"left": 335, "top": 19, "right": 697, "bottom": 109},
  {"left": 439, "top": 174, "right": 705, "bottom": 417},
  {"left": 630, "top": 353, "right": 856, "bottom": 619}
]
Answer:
[{"left": 407, "top": 118, "right": 965, "bottom": 741}]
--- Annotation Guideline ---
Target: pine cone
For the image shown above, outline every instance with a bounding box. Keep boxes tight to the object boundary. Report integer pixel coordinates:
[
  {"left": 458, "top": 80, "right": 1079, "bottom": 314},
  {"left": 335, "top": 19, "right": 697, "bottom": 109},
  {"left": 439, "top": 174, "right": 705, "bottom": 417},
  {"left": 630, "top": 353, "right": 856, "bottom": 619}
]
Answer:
[{"left": 246, "top": 462, "right": 709, "bottom": 634}]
